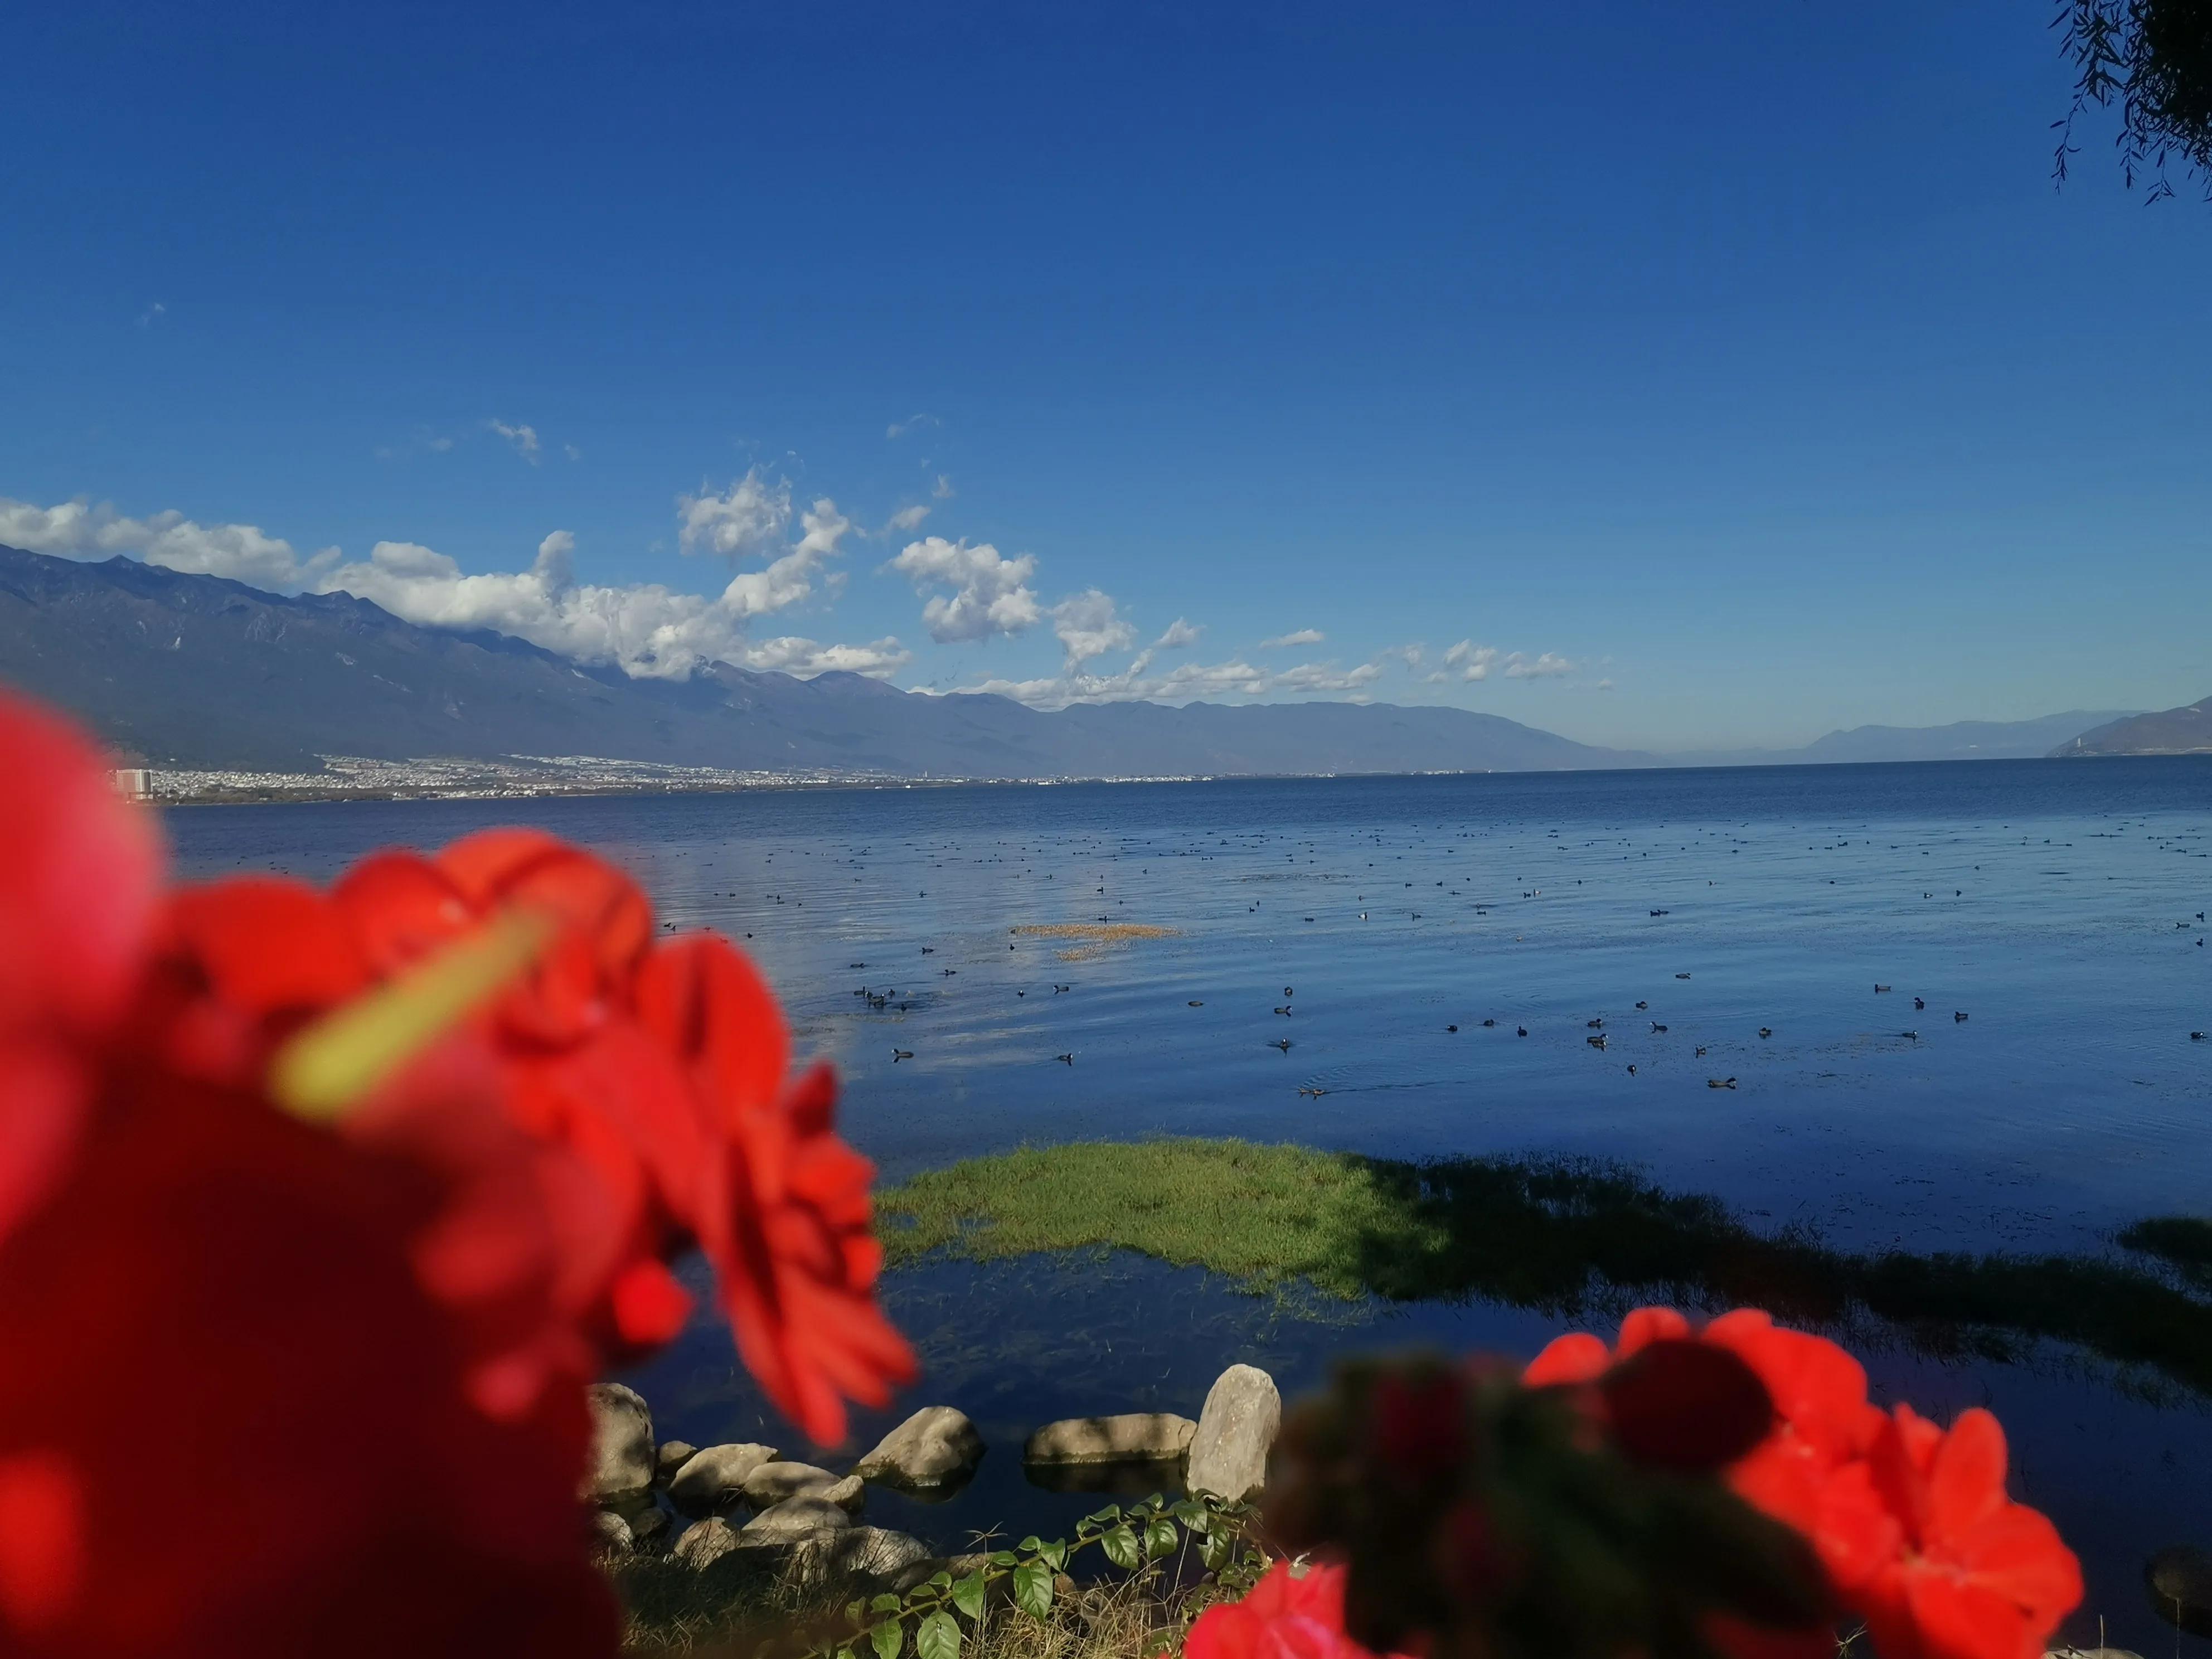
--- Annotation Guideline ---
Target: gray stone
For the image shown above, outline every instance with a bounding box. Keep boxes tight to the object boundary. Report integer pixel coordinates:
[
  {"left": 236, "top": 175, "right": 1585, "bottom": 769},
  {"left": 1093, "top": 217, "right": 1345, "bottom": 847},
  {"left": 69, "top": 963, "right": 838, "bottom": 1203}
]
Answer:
[
  {"left": 2148, "top": 1545, "right": 2212, "bottom": 1636},
  {"left": 744, "top": 1459, "right": 856, "bottom": 1510},
  {"left": 1186, "top": 1364, "right": 1281, "bottom": 1502},
  {"left": 1023, "top": 1413, "right": 1196, "bottom": 1465},
  {"left": 673, "top": 1515, "right": 741, "bottom": 1571},
  {"left": 669, "top": 1443, "right": 782, "bottom": 1516},
  {"left": 741, "top": 1496, "right": 854, "bottom": 1540},
  {"left": 786, "top": 1526, "right": 933, "bottom": 1590},
  {"left": 625, "top": 1503, "right": 671, "bottom": 1546},
  {"left": 583, "top": 1383, "right": 655, "bottom": 1503},
  {"left": 591, "top": 1509, "right": 634, "bottom": 1553},
  {"left": 655, "top": 1440, "right": 696, "bottom": 1482},
  {"left": 852, "top": 1406, "right": 986, "bottom": 1487}
]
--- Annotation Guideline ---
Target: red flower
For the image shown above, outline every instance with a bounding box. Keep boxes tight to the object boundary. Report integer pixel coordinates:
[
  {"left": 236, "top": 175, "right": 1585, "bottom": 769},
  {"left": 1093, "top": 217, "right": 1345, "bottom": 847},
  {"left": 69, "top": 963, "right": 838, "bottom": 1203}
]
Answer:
[
  {"left": 1815, "top": 1406, "right": 2080, "bottom": 1659},
  {"left": 0, "top": 692, "right": 162, "bottom": 1244},
  {"left": 1524, "top": 1309, "right": 2080, "bottom": 1659},
  {"left": 0, "top": 1049, "right": 615, "bottom": 1657},
  {"left": 1186, "top": 1560, "right": 1411, "bottom": 1659},
  {"left": 636, "top": 936, "right": 916, "bottom": 1445}
]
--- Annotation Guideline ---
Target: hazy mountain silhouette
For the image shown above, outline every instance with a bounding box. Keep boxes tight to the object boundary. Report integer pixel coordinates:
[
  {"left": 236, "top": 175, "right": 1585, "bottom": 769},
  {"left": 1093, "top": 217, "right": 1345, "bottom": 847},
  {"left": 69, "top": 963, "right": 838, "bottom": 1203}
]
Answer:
[{"left": 2052, "top": 696, "right": 2212, "bottom": 757}]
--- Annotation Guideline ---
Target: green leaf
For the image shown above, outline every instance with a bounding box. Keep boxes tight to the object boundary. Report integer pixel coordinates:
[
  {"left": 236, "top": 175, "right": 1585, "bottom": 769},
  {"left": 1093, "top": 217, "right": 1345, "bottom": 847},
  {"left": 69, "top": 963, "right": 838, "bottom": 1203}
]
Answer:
[
  {"left": 1171, "top": 1500, "right": 1210, "bottom": 1532},
  {"left": 870, "top": 1620, "right": 904, "bottom": 1659},
  {"left": 1200, "top": 1530, "right": 1231, "bottom": 1572},
  {"left": 989, "top": 1551, "right": 1018, "bottom": 1568},
  {"left": 1036, "top": 1540, "right": 1068, "bottom": 1571},
  {"left": 950, "top": 1573, "right": 986, "bottom": 1621},
  {"left": 1144, "top": 1518, "right": 1178, "bottom": 1560},
  {"left": 1012, "top": 1560, "right": 1055, "bottom": 1621},
  {"left": 918, "top": 1610, "right": 962, "bottom": 1659},
  {"left": 1099, "top": 1524, "right": 1142, "bottom": 1570},
  {"left": 835, "top": 1647, "right": 858, "bottom": 1659},
  {"left": 1084, "top": 1505, "right": 1124, "bottom": 1527},
  {"left": 926, "top": 1571, "right": 953, "bottom": 1590},
  {"left": 871, "top": 1594, "right": 904, "bottom": 1613},
  {"left": 1016, "top": 1536, "right": 1043, "bottom": 1554}
]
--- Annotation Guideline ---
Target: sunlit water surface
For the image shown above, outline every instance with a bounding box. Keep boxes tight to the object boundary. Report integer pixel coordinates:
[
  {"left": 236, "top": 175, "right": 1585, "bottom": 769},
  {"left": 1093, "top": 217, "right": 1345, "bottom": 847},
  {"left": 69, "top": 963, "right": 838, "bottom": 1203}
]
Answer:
[{"left": 167, "top": 760, "right": 2212, "bottom": 1645}]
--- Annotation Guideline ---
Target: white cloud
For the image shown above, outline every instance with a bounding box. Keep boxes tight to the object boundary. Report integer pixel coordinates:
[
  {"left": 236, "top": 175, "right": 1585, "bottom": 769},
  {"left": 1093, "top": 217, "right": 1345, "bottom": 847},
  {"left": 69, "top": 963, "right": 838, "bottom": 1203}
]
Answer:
[
  {"left": 932, "top": 474, "right": 955, "bottom": 499},
  {"left": 1259, "top": 628, "right": 1325, "bottom": 649},
  {"left": 1051, "top": 589, "right": 1137, "bottom": 669},
  {"left": 137, "top": 301, "right": 166, "bottom": 328},
  {"left": 1272, "top": 659, "right": 1384, "bottom": 693},
  {"left": 720, "top": 498, "right": 849, "bottom": 620},
  {"left": 884, "top": 503, "right": 930, "bottom": 533},
  {"left": 889, "top": 536, "right": 1042, "bottom": 643},
  {"left": 1154, "top": 618, "right": 1202, "bottom": 650},
  {"left": 311, "top": 501, "right": 852, "bottom": 680},
  {"left": 488, "top": 420, "right": 541, "bottom": 463},
  {"left": 677, "top": 468, "right": 792, "bottom": 559},
  {"left": 429, "top": 435, "right": 455, "bottom": 453},
  {"left": 741, "top": 635, "right": 910, "bottom": 678},
  {"left": 1504, "top": 651, "right": 1577, "bottom": 679},
  {"left": 1596, "top": 677, "right": 1615, "bottom": 691},
  {"left": 1443, "top": 640, "right": 1501, "bottom": 682},
  {"left": 564, "top": 443, "right": 582, "bottom": 462},
  {"left": 0, "top": 495, "right": 328, "bottom": 590},
  {"left": 887, "top": 413, "right": 940, "bottom": 439}
]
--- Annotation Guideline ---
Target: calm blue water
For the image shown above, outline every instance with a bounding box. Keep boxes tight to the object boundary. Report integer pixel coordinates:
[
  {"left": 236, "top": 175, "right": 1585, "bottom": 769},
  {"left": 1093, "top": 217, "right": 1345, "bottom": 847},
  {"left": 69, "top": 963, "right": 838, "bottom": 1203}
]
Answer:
[{"left": 167, "top": 759, "right": 2212, "bottom": 1643}]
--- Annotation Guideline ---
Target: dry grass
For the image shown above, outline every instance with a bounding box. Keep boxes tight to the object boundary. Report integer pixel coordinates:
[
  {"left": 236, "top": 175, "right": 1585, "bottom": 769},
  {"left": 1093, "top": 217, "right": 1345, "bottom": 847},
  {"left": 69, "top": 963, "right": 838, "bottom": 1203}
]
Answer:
[{"left": 612, "top": 1546, "right": 1212, "bottom": 1659}]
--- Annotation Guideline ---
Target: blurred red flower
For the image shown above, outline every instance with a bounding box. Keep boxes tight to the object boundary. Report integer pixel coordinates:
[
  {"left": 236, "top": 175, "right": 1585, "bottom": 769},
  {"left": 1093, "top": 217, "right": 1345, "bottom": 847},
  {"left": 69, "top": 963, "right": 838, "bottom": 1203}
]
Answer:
[
  {"left": 1524, "top": 1308, "right": 2079, "bottom": 1659},
  {"left": 1186, "top": 1560, "right": 1410, "bottom": 1659}
]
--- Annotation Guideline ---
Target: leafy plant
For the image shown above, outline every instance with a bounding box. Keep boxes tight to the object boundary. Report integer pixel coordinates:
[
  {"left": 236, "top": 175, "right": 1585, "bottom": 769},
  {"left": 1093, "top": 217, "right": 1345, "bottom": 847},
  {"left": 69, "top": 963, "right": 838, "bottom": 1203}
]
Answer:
[{"left": 815, "top": 1493, "right": 1263, "bottom": 1659}]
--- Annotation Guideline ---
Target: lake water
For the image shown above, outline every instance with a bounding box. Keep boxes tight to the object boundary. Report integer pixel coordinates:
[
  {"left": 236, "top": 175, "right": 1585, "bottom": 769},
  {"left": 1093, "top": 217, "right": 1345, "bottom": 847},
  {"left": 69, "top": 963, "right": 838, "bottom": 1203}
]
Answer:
[{"left": 166, "top": 759, "right": 2212, "bottom": 1646}]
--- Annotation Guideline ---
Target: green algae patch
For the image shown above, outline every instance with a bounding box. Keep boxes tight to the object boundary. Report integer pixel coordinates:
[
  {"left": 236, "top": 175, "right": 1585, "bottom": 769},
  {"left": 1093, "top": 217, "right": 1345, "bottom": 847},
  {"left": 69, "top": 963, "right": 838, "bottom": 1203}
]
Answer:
[{"left": 876, "top": 1138, "right": 2212, "bottom": 1401}]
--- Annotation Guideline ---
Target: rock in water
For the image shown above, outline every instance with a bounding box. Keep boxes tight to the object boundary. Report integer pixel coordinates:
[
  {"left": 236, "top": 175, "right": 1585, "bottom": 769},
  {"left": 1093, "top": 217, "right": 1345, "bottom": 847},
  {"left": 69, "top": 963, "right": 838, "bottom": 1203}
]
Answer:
[
  {"left": 1186, "top": 1365, "right": 1280, "bottom": 1501},
  {"left": 672, "top": 1516, "right": 741, "bottom": 1571},
  {"left": 583, "top": 1383, "right": 655, "bottom": 1504},
  {"left": 741, "top": 1496, "right": 854, "bottom": 1540},
  {"left": 669, "top": 1443, "right": 782, "bottom": 1516},
  {"left": 852, "top": 1406, "right": 986, "bottom": 1487},
  {"left": 745, "top": 1460, "right": 866, "bottom": 1512},
  {"left": 2148, "top": 1545, "right": 2212, "bottom": 1636},
  {"left": 654, "top": 1440, "right": 696, "bottom": 1483},
  {"left": 1023, "top": 1413, "right": 1197, "bottom": 1464},
  {"left": 591, "top": 1510, "right": 634, "bottom": 1553}
]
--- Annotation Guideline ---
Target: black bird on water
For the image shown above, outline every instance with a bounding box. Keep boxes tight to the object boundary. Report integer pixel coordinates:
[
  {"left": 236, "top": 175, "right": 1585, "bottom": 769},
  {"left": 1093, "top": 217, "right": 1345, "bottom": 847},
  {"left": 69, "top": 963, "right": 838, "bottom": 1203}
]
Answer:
[
  {"left": 1676, "top": 972, "right": 1691, "bottom": 979},
  {"left": 1274, "top": 1006, "right": 1293, "bottom": 1016},
  {"left": 1901, "top": 1030, "right": 1919, "bottom": 1041},
  {"left": 1914, "top": 996, "right": 1925, "bottom": 1010},
  {"left": 1707, "top": 1077, "right": 1738, "bottom": 1089},
  {"left": 1634, "top": 1001, "right": 1647, "bottom": 1011},
  {"left": 1054, "top": 984, "right": 1070, "bottom": 994},
  {"left": 1055, "top": 1052, "right": 1074, "bottom": 1065},
  {"left": 921, "top": 947, "right": 935, "bottom": 955},
  {"left": 1874, "top": 984, "right": 1891, "bottom": 994},
  {"left": 1587, "top": 1018, "right": 1604, "bottom": 1029},
  {"left": 1695, "top": 1045, "right": 1707, "bottom": 1057},
  {"left": 1187, "top": 1000, "right": 1204, "bottom": 1007},
  {"left": 1482, "top": 1018, "right": 1496, "bottom": 1027},
  {"left": 1758, "top": 1027, "right": 1773, "bottom": 1039},
  {"left": 1517, "top": 1026, "right": 1528, "bottom": 1037},
  {"left": 1587, "top": 1034, "right": 1607, "bottom": 1050},
  {"left": 892, "top": 1049, "right": 914, "bottom": 1062},
  {"left": 1447, "top": 1024, "right": 1458, "bottom": 1033},
  {"left": 1626, "top": 1064, "right": 1637, "bottom": 1075},
  {"left": 1271, "top": 1038, "right": 1293, "bottom": 1052},
  {"left": 1651, "top": 1022, "right": 1668, "bottom": 1034}
]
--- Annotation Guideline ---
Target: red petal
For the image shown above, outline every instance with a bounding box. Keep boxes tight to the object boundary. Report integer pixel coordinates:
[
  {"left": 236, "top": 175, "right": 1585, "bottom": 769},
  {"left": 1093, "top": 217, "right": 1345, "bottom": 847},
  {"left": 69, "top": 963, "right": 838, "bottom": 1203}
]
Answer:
[
  {"left": 1903, "top": 1571, "right": 2035, "bottom": 1659},
  {"left": 1925, "top": 1409, "right": 2009, "bottom": 1545},
  {"left": 1616, "top": 1306, "right": 1691, "bottom": 1356},
  {"left": 1601, "top": 1339, "right": 1773, "bottom": 1471},
  {"left": 0, "top": 691, "right": 162, "bottom": 1035},
  {"left": 163, "top": 878, "right": 368, "bottom": 1015},
  {"left": 0, "top": 1449, "right": 86, "bottom": 1634},
  {"left": 1524, "top": 1332, "right": 1611, "bottom": 1386}
]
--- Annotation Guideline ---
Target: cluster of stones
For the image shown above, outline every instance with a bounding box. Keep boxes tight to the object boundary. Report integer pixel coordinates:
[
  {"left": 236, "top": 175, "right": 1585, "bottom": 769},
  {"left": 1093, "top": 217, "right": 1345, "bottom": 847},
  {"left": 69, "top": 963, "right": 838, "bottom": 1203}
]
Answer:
[{"left": 580, "top": 1364, "right": 1281, "bottom": 1592}]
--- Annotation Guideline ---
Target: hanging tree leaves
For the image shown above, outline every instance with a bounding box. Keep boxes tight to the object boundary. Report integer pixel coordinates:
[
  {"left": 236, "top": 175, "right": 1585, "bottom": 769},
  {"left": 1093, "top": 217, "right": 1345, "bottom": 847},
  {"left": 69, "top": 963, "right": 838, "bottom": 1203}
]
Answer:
[{"left": 2054, "top": 0, "right": 2212, "bottom": 197}]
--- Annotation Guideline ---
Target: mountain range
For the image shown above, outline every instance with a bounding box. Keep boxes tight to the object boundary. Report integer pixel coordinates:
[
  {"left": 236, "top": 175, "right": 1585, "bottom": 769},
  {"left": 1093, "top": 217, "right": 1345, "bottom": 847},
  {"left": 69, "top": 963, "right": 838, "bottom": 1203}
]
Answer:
[
  {"left": 2051, "top": 697, "right": 2212, "bottom": 758},
  {"left": 0, "top": 545, "right": 2184, "bottom": 778}
]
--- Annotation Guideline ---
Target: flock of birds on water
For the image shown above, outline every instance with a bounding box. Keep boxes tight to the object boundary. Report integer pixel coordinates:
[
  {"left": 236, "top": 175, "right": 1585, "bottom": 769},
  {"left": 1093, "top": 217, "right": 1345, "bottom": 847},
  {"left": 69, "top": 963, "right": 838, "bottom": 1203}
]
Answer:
[{"left": 622, "top": 804, "right": 2212, "bottom": 1089}]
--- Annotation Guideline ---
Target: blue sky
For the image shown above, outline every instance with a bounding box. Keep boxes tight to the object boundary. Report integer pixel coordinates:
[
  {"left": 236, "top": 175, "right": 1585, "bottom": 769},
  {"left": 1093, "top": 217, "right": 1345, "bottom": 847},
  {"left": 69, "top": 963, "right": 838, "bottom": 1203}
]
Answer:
[{"left": 3, "top": 0, "right": 2208, "bottom": 750}]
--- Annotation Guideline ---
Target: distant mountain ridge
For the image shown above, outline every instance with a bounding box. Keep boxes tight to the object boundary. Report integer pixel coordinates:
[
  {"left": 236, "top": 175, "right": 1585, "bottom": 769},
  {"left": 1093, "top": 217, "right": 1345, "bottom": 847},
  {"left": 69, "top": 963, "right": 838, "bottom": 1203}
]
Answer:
[
  {"left": 0, "top": 546, "right": 1644, "bottom": 776},
  {"left": 0, "top": 546, "right": 2160, "bottom": 778},
  {"left": 2052, "top": 696, "right": 2212, "bottom": 757},
  {"left": 1673, "top": 712, "right": 2138, "bottom": 769}
]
